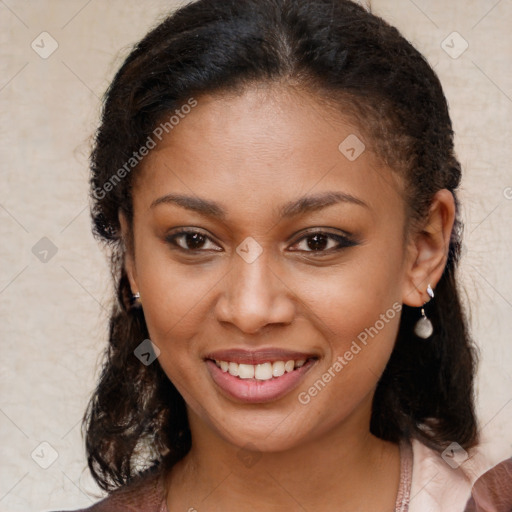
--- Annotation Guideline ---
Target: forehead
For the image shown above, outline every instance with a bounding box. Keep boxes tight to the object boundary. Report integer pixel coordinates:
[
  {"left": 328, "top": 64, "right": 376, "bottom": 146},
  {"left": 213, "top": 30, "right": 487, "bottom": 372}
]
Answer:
[{"left": 132, "top": 84, "right": 405, "bottom": 221}]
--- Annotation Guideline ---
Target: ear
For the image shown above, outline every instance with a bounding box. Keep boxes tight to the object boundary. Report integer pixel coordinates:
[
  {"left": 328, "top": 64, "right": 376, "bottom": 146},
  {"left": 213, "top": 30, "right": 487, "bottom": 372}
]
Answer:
[
  {"left": 118, "top": 210, "right": 139, "bottom": 294},
  {"left": 401, "top": 189, "right": 455, "bottom": 307}
]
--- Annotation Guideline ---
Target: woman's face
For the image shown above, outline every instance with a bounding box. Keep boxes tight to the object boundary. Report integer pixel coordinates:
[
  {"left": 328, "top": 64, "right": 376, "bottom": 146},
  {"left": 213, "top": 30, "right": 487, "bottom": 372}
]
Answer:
[{"left": 121, "top": 85, "right": 420, "bottom": 452}]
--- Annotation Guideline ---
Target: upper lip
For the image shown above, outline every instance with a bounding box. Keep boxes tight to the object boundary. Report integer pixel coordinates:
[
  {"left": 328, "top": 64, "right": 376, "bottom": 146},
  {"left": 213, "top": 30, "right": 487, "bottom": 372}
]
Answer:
[{"left": 204, "top": 348, "right": 317, "bottom": 365}]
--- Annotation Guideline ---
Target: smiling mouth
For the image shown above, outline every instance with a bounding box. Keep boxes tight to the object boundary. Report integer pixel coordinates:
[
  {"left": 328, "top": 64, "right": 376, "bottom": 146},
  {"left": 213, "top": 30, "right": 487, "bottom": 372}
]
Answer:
[
  {"left": 205, "top": 352, "right": 318, "bottom": 403},
  {"left": 210, "top": 358, "right": 315, "bottom": 380}
]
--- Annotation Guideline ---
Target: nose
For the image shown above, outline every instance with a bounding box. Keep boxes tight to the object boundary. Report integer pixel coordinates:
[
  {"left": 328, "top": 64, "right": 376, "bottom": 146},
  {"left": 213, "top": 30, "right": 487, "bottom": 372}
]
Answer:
[{"left": 214, "top": 250, "right": 295, "bottom": 335}]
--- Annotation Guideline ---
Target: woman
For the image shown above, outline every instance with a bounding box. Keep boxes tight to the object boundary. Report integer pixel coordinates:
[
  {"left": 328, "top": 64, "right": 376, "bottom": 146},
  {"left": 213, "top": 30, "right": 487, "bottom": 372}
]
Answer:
[{"left": 56, "top": 0, "right": 512, "bottom": 510}]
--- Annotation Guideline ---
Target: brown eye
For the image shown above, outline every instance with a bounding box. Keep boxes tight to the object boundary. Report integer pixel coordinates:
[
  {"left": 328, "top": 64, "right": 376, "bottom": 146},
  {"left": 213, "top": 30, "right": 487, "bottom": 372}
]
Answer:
[
  {"left": 166, "top": 230, "right": 222, "bottom": 252},
  {"left": 305, "top": 233, "right": 329, "bottom": 251},
  {"left": 182, "top": 232, "right": 206, "bottom": 249},
  {"left": 289, "top": 231, "right": 358, "bottom": 254}
]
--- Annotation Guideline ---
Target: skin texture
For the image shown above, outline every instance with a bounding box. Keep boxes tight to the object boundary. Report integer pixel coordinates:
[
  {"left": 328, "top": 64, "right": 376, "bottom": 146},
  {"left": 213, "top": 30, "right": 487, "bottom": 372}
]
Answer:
[{"left": 119, "top": 84, "right": 455, "bottom": 511}]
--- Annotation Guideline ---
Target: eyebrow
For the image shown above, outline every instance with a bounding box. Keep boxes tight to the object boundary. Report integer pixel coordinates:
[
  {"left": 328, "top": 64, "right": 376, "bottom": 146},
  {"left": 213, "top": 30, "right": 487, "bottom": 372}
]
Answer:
[{"left": 150, "top": 191, "right": 369, "bottom": 219}]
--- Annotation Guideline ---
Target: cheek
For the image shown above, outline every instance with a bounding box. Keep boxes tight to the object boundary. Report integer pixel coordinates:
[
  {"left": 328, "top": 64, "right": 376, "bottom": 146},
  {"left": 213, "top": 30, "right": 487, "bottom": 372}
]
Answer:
[
  {"left": 289, "top": 245, "right": 404, "bottom": 413},
  {"left": 290, "top": 283, "right": 401, "bottom": 442},
  {"left": 135, "top": 242, "right": 222, "bottom": 341},
  {"left": 135, "top": 255, "right": 213, "bottom": 405},
  {"left": 296, "top": 249, "right": 403, "bottom": 350},
  {"left": 301, "top": 274, "right": 401, "bottom": 397}
]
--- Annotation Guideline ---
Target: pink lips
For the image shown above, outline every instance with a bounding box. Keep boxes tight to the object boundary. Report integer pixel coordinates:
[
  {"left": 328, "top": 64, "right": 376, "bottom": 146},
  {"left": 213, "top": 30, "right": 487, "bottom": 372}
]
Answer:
[{"left": 204, "top": 348, "right": 317, "bottom": 404}]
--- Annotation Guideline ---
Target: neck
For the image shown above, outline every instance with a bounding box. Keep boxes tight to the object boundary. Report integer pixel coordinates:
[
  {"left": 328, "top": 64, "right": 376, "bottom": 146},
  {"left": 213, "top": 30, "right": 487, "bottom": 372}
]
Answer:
[{"left": 164, "top": 401, "right": 401, "bottom": 511}]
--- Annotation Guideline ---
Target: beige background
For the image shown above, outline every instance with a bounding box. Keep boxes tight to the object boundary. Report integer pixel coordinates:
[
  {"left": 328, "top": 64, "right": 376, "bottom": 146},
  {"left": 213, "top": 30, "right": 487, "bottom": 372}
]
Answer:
[{"left": 0, "top": 0, "right": 511, "bottom": 510}]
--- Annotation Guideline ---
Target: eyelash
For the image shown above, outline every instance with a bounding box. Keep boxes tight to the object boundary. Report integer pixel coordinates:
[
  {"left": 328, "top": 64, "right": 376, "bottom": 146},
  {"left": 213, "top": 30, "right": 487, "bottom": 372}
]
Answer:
[{"left": 165, "top": 228, "right": 358, "bottom": 256}]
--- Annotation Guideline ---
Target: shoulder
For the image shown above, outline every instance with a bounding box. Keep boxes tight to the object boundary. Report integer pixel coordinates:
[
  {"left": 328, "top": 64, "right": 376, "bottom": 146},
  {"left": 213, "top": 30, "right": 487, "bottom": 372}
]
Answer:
[
  {"left": 463, "top": 455, "right": 512, "bottom": 511},
  {"left": 51, "top": 465, "right": 167, "bottom": 512},
  {"left": 408, "top": 438, "right": 506, "bottom": 512}
]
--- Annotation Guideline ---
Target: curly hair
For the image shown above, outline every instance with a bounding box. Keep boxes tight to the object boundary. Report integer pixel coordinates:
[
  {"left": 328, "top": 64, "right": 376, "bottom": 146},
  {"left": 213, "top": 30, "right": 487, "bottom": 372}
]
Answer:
[{"left": 84, "top": 0, "right": 479, "bottom": 492}]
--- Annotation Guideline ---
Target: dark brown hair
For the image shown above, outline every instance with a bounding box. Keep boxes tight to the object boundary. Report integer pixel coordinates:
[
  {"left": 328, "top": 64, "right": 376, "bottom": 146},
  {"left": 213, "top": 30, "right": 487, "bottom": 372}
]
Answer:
[{"left": 85, "top": 0, "right": 479, "bottom": 492}]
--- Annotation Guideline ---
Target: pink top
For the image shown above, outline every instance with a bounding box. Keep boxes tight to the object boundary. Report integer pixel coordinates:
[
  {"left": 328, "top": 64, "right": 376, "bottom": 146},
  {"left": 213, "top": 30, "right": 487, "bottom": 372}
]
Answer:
[{"left": 54, "top": 439, "right": 512, "bottom": 512}]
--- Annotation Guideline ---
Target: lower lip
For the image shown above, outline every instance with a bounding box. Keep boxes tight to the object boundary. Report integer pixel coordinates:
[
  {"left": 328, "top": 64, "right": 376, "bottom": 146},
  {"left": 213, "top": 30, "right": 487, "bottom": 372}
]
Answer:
[{"left": 206, "top": 359, "right": 316, "bottom": 404}]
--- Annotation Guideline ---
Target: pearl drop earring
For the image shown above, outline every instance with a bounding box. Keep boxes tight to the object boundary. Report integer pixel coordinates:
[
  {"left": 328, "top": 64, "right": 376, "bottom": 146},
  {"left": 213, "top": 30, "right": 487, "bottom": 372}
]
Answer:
[{"left": 414, "top": 284, "right": 434, "bottom": 339}]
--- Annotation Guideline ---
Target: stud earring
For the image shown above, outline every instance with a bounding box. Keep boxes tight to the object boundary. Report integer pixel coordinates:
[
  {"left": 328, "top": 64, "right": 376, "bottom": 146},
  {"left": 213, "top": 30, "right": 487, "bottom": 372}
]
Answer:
[
  {"left": 130, "top": 291, "right": 141, "bottom": 307},
  {"left": 414, "top": 284, "right": 434, "bottom": 339}
]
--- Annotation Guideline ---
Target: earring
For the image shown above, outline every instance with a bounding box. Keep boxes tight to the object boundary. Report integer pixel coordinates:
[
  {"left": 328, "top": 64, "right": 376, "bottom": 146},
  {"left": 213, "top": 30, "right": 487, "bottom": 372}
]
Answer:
[
  {"left": 130, "top": 291, "right": 141, "bottom": 307},
  {"left": 414, "top": 284, "right": 434, "bottom": 339}
]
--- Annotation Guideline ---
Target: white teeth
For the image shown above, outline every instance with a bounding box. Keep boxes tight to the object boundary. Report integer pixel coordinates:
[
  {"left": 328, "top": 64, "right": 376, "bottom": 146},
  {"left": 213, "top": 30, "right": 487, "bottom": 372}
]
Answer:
[
  {"left": 214, "top": 358, "right": 310, "bottom": 380},
  {"left": 255, "top": 362, "right": 273, "bottom": 380},
  {"left": 272, "top": 361, "right": 285, "bottom": 377},
  {"left": 238, "top": 363, "right": 255, "bottom": 379},
  {"left": 228, "top": 362, "right": 239, "bottom": 377}
]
